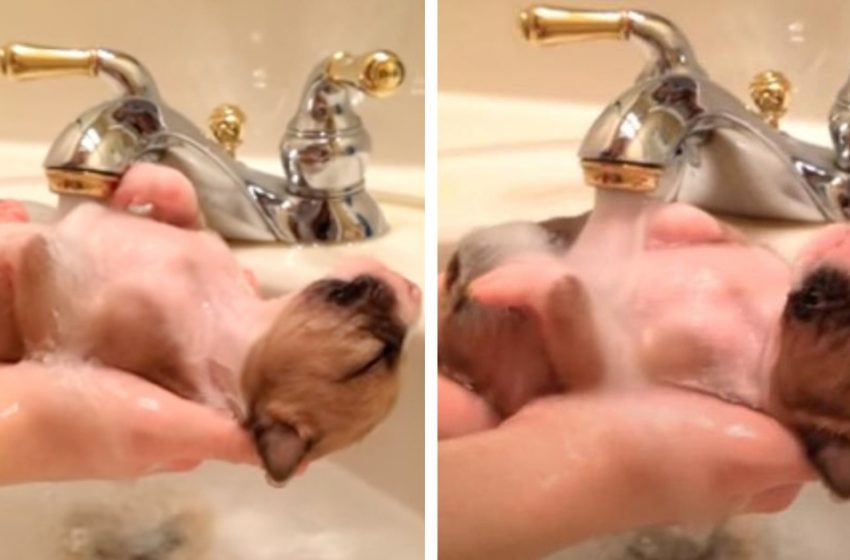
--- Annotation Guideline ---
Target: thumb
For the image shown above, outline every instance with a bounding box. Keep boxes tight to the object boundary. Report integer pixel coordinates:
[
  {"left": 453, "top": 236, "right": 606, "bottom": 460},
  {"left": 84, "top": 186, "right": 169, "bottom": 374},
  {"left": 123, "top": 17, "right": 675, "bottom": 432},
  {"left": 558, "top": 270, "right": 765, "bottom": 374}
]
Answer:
[{"left": 438, "top": 375, "right": 498, "bottom": 439}]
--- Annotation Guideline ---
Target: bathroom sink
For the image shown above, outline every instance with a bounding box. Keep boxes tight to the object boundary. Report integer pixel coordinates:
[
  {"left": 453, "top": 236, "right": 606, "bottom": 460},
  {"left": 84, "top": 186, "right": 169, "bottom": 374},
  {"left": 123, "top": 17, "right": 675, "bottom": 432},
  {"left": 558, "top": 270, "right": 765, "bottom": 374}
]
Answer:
[
  {"left": 0, "top": 141, "right": 424, "bottom": 558},
  {"left": 439, "top": 93, "right": 850, "bottom": 559}
]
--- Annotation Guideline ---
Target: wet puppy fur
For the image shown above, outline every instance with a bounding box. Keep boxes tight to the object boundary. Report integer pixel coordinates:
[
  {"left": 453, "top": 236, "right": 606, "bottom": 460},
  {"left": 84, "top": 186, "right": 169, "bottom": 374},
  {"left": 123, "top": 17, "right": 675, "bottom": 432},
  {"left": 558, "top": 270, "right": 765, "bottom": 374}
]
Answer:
[
  {"left": 242, "top": 274, "right": 408, "bottom": 483},
  {"left": 773, "top": 264, "right": 850, "bottom": 497},
  {"left": 439, "top": 215, "right": 590, "bottom": 415},
  {"left": 10, "top": 232, "right": 411, "bottom": 486},
  {"left": 442, "top": 214, "right": 850, "bottom": 499}
]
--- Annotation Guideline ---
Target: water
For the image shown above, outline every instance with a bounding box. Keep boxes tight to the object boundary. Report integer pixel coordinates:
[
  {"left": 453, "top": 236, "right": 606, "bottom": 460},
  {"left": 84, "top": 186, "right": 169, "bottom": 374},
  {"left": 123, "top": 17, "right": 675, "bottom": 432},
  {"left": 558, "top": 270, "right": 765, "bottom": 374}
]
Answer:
[
  {"left": 0, "top": 460, "right": 422, "bottom": 559},
  {"left": 548, "top": 485, "right": 850, "bottom": 560}
]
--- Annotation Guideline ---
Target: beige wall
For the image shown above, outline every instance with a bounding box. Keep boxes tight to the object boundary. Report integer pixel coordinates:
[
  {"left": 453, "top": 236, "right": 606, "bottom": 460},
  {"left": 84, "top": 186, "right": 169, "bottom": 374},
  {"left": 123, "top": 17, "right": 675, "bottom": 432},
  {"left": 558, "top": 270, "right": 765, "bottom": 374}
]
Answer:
[
  {"left": 440, "top": 0, "right": 850, "bottom": 123},
  {"left": 0, "top": 0, "right": 423, "bottom": 166}
]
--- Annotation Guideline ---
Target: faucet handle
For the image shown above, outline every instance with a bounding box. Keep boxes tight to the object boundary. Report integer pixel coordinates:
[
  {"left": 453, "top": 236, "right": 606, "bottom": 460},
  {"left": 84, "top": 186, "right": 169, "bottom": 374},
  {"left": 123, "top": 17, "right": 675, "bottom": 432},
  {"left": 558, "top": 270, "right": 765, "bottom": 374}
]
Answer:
[
  {"left": 0, "top": 42, "right": 157, "bottom": 98},
  {"left": 208, "top": 103, "right": 246, "bottom": 157},
  {"left": 517, "top": 5, "right": 703, "bottom": 77},
  {"left": 0, "top": 43, "right": 97, "bottom": 80},
  {"left": 519, "top": 6, "right": 629, "bottom": 45},
  {"left": 749, "top": 70, "right": 792, "bottom": 128},
  {"left": 324, "top": 50, "right": 405, "bottom": 98}
]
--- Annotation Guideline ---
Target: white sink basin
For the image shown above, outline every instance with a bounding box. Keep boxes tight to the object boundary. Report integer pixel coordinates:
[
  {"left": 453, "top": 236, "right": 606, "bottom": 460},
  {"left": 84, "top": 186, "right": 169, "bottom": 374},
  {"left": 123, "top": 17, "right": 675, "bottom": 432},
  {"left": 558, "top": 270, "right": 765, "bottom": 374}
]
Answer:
[
  {"left": 0, "top": 141, "right": 424, "bottom": 558},
  {"left": 439, "top": 93, "right": 850, "bottom": 558}
]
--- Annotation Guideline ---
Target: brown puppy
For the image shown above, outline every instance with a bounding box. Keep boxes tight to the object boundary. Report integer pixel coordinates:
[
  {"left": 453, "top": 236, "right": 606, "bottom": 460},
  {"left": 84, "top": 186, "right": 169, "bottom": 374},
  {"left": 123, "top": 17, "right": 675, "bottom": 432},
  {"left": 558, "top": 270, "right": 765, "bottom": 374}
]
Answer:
[
  {"left": 3, "top": 203, "right": 420, "bottom": 484},
  {"left": 243, "top": 275, "right": 410, "bottom": 482},
  {"left": 771, "top": 226, "right": 850, "bottom": 497}
]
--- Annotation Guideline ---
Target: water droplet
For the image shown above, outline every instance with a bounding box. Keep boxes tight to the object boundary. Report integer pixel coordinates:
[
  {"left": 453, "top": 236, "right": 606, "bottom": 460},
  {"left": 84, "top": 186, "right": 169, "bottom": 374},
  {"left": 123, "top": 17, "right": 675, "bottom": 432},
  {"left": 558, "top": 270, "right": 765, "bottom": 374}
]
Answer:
[
  {"left": 0, "top": 402, "right": 19, "bottom": 419},
  {"left": 138, "top": 397, "right": 160, "bottom": 412},
  {"left": 788, "top": 20, "right": 805, "bottom": 43},
  {"left": 252, "top": 68, "right": 268, "bottom": 90}
]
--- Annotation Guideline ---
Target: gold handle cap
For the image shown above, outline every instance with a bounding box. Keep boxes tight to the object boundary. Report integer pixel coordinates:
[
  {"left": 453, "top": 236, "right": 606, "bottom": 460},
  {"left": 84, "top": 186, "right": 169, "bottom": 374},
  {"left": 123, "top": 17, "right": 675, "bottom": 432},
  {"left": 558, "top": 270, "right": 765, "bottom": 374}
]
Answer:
[
  {"left": 326, "top": 50, "right": 404, "bottom": 97},
  {"left": 208, "top": 103, "right": 246, "bottom": 157},
  {"left": 749, "top": 70, "right": 792, "bottom": 128}
]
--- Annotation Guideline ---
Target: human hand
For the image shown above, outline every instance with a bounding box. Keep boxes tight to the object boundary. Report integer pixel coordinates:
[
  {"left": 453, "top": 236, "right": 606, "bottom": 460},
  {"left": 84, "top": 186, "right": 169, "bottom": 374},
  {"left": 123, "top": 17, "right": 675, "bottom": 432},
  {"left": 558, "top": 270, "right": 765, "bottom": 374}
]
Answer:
[
  {"left": 0, "top": 164, "right": 255, "bottom": 485},
  {"left": 0, "top": 360, "right": 256, "bottom": 485},
  {"left": 439, "top": 377, "right": 813, "bottom": 560}
]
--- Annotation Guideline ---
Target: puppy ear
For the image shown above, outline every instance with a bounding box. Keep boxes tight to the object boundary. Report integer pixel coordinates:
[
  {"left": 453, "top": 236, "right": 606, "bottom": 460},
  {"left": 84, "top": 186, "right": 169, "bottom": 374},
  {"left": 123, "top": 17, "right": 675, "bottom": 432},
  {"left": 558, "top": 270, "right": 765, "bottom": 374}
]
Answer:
[
  {"left": 799, "top": 427, "right": 850, "bottom": 498},
  {"left": 251, "top": 421, "right": 309, "bottom": 484}
]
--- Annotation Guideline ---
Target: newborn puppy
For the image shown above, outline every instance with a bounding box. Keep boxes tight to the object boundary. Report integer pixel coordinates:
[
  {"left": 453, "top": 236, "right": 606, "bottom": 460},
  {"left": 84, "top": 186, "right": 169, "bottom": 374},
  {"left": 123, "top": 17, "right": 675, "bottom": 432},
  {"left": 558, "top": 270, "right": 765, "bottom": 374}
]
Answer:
[
  {"left": 1, "top": 202, "right": 420, "bottom": 484},
  {"left": 243, "top": 263, "right": 420, "bottom": 482},
  {"left": 440, "top": 190, "right": 850, "bottom": 497},
  {"left": 771, "top": 225, "right": 850, "bottom": 495},
  {"left": 441, "top": 196, "right": 784, "bottom": 416}
]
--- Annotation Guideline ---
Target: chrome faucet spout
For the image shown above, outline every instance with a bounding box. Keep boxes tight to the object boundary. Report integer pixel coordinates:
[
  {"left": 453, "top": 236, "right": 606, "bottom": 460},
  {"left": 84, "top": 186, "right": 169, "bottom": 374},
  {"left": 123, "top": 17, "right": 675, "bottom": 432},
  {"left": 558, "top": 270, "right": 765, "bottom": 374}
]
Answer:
[
  {"left": 519, "top": 5, "right": 850, "bottom": 223},
  {"left": 829, "top": 73, "right": 850, "bottom": 171}
]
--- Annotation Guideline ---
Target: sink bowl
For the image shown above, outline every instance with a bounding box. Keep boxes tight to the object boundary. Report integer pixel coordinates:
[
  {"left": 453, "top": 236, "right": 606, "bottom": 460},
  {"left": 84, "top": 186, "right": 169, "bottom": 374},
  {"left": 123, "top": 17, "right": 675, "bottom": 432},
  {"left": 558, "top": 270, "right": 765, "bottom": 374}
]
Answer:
[
  {"left": 0, "top": 141, "right": 424, "bottom": 558},
  {"left": 439, "top": 93, "right": 850, "bottom": 559}
]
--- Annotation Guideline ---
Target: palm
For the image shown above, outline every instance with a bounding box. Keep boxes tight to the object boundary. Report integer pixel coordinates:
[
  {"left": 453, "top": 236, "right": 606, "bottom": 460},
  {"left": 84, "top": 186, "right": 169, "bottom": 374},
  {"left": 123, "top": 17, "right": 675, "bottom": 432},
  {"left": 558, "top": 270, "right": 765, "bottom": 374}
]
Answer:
[{"left": 0, "top": 361, "right": 254, "bottom": 483}]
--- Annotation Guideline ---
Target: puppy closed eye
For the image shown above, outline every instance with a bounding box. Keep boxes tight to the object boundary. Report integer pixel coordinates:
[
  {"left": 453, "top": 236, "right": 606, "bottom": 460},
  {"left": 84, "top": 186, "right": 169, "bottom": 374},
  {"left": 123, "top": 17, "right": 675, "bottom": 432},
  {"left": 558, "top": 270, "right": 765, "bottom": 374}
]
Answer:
[
  {"left": 790, "top": 266, "right": 850, "bottom": 321},
  {"left": 338, "top": 342, "right": 400, "bottom": 383}
]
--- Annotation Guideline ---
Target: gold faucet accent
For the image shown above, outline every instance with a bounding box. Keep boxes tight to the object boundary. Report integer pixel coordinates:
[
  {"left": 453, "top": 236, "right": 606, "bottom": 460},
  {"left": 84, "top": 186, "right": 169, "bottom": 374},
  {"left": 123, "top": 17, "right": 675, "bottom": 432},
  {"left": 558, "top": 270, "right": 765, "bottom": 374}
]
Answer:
[
  {"left": 518, "top": 6, "right": 630, "bottom": 45},
  {"left": 749, "top": 70, "right": 792, "bottom": 128},
  {"left": 208, "top": 103, "right": 246, "bottom": 157},
  {"left": 325, "top": 50, "right": 404, "bottom": 97},
  {"left": 0, "top": 43, "right": 97, "bottom": 80},
  {"left": 0, "top": 42, "right": 156, "bottom": 97}
]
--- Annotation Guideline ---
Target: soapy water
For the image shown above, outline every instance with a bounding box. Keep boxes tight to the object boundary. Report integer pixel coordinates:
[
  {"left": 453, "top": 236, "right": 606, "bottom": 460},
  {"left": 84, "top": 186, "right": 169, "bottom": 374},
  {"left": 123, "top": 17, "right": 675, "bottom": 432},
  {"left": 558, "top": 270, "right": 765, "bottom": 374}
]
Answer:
[
  {"left": 0, "top": 460, "right": 422, "bottom": 559},
  {"left": 547, "top": 484, "right": 850, "bottom": 560}
]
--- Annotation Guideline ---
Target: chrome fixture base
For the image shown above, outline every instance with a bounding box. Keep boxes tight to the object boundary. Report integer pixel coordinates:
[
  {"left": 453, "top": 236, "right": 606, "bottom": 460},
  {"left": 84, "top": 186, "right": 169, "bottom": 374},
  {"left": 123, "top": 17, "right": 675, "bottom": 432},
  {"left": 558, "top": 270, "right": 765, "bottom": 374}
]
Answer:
[
  {"left": 4, "top": 42, "right": 404, "bottom": 244},
  {"left": 519, "top": 5, "right": 850, "bottom": 223}
]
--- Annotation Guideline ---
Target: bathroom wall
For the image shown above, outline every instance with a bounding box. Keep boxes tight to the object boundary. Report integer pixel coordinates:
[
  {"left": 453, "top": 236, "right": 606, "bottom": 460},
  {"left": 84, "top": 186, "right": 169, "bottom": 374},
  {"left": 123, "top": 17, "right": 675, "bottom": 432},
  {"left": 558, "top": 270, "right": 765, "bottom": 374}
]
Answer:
[
  {"left": 441, "top": 0, "right": 850, "bottom": 125},
  {"left": 0, "top": 0, "right": 424, "bottom": 167}
]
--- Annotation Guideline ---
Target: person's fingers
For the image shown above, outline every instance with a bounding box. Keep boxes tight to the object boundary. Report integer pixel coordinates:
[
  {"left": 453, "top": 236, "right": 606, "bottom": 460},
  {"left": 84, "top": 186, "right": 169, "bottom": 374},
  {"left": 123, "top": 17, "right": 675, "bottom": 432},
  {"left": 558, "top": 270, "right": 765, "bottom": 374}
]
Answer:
[
  {"left": 243, "top": 268, "right": 260, "bottom": 294},
  {"left": 4, "top": 360, "right": 256, "bottom": 480},
  {"left": 146, "top": 400, "right": 258, "bottom": 467},
  {"left": 93, "top": 368, "right": 257, "bottom": 470},
  {"left": 440, "top": 387, "right": 814, "bottom": 559},
  {"left": 438, "top": 375, "right": 498, "bottom": 439},
  {"left": 510, "top": 389, "right": 814, "bottom": 520},
  {"left": 111, "top": 163, "right": 201, "bottom": 229},
  {"left": 0, "top": 201, "right": 28, "bottom": 223},
  {"left": 745, "top": 483, "right": 803, "bottom": 514}
]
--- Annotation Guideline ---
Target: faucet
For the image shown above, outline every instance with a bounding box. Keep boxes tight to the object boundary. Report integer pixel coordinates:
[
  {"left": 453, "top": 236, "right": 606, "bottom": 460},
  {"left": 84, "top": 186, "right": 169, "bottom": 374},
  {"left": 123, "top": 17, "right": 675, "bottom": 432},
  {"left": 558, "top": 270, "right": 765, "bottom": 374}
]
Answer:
[
  {"left": 0, "top": 42, "right": 404, "bottom": 243},
  {"left": 519, "top": 5, "right": 850, "bottom": 223}
]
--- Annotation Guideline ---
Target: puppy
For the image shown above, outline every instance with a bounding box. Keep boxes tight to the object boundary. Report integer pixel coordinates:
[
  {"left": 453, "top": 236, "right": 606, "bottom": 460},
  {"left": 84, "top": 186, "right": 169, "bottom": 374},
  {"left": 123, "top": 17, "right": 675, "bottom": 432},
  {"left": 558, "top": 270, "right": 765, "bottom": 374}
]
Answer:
[
  {"left": 2, "top": 202, "right": 420, "bottom": 484},
  {"left": 771, "top": 225, "right": 850, "bottom": 497},
  {"left": 440, "top": 200, "right": 850, "bottom": 498}
]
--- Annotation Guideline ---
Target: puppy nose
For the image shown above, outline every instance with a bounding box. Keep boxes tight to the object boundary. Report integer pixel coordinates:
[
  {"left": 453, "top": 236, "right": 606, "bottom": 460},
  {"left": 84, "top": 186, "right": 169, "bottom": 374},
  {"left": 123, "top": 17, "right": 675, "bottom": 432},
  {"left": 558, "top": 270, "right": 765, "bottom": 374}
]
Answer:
[
  {"left": 333, "top": 256, "right": 389, "bottom": 279},
  {"left": 395, "top": 278, "right": 422, "bottom": 326},
  {"left": 406, "top": 278, "right": 421, "bottom": 306}
]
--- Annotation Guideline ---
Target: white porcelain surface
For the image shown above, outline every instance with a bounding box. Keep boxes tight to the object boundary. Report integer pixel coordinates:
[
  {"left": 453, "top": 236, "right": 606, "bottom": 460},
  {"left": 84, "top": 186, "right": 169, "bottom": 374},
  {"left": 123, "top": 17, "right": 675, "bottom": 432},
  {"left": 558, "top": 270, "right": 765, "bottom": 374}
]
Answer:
[
  {"left": 0, "top": 141, "right": 424, "bottom": 556},
  {"left": 0, "top": 462, "right": 423, "bottom": 559}
]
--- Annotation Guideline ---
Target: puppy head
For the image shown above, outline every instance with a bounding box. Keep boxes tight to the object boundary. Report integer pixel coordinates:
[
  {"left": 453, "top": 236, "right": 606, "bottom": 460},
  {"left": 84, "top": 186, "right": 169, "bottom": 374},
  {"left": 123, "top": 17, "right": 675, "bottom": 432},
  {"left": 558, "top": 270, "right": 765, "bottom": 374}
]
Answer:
[
  {"left": 773, "top": 261, "right": 850, "bottom": 497},
  {"left": 242, "top": 267, "right": 419, "bottom": 484},
  {"left": 439, "top": 219, "right": 586, "bottom": 416}
]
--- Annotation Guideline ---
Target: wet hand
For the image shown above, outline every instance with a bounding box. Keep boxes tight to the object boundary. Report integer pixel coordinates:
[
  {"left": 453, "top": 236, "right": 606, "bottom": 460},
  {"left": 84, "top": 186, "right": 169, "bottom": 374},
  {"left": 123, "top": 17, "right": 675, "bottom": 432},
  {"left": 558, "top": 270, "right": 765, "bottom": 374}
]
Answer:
[
  {"left": 439, "top": 376, "right": 813, "bottom": 560},
  {"left": 0, "top": 360, "right": 256, "bottom": 484}
]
